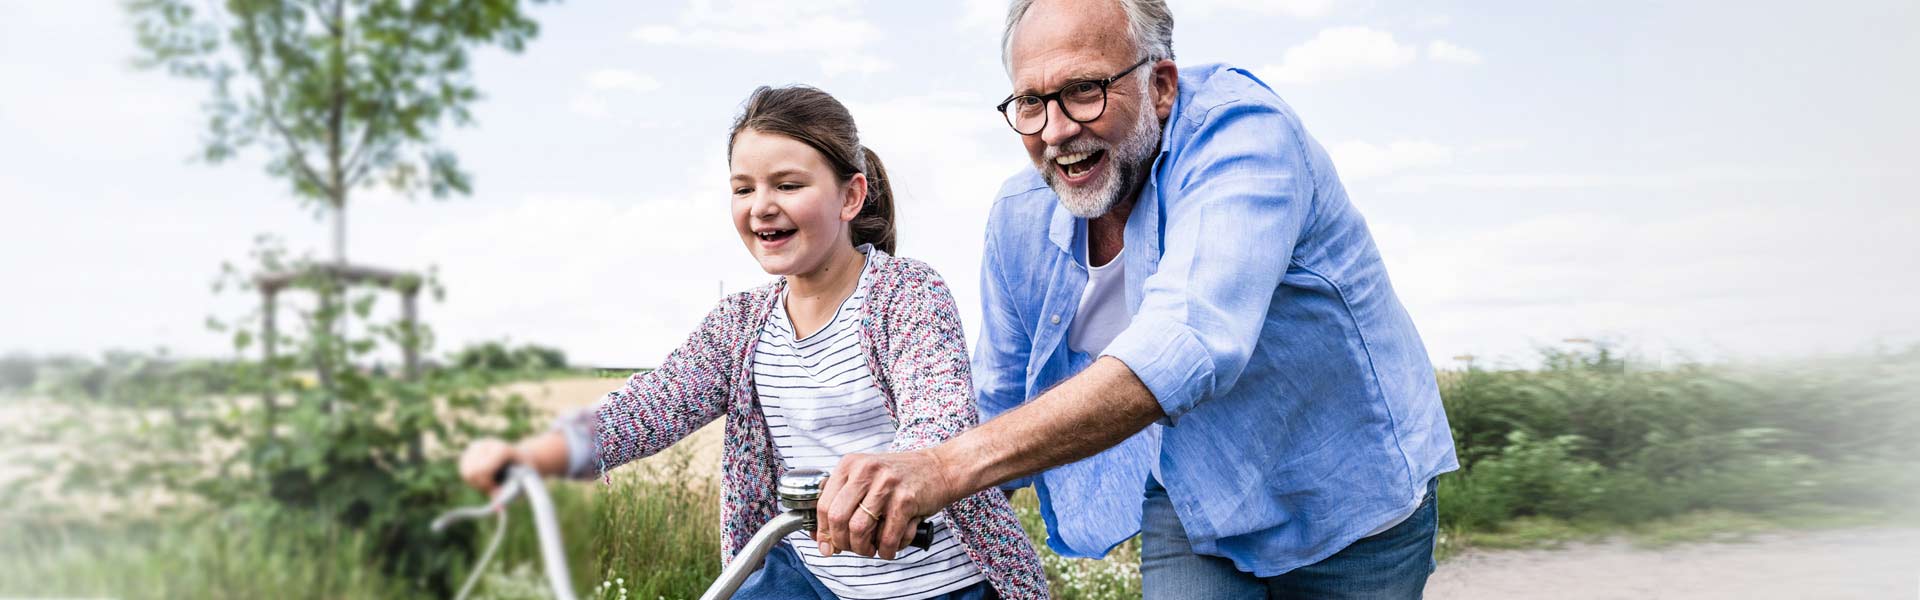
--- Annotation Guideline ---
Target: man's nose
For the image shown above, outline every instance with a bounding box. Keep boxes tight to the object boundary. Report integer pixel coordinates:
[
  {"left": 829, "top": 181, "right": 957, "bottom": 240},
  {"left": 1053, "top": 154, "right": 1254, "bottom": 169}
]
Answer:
[{"left": 1038, "top": 98, "right": 1082, "bottom": 147}]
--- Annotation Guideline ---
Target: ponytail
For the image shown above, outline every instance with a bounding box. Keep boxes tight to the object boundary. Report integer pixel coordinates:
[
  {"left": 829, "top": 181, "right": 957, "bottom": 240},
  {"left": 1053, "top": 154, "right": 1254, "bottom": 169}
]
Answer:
[{"left": 853, "top": 146, "right": 896, "bottom": 254}]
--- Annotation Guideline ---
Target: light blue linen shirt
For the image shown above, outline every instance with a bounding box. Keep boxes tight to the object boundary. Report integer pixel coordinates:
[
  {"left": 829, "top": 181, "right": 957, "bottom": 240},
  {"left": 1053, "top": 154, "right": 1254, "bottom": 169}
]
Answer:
[{"left": 974, "top": 63, "right": 1458, "bottom": 577}]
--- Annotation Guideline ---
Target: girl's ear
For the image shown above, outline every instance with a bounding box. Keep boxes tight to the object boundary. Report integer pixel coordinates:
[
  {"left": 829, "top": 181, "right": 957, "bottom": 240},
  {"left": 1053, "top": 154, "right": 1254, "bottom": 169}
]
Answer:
[{"left": 841, "top": 172, "right": 868, "bottom": 222}]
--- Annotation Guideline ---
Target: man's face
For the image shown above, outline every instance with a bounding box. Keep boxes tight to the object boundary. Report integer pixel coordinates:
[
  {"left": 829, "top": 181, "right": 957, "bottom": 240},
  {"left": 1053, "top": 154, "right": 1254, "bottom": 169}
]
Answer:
[{"left": 1006, "top": 0, "right": 1172, "bottom": 219}]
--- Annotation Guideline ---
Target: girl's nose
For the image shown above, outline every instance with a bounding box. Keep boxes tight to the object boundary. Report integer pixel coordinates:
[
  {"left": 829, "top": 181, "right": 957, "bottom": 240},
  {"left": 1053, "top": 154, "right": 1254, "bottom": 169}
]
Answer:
[{"left": 750, "top": 193, "right": 779, "bottom": 219}]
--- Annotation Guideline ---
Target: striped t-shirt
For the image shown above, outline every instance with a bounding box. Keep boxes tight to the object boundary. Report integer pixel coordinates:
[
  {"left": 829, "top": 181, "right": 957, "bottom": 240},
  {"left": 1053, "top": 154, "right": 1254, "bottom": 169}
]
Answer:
[{"left": 753, "top": 255, "right": 986, "bottom": 600}]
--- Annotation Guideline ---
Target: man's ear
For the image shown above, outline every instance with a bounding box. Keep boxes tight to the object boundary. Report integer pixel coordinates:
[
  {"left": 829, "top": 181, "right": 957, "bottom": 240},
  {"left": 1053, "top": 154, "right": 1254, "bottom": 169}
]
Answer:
[
  {"left": 1151, "top": 60, "right": 1179, "bottom": 121},
  {"left": 842, "top": 173, "right": 869, "bottom": 221}
]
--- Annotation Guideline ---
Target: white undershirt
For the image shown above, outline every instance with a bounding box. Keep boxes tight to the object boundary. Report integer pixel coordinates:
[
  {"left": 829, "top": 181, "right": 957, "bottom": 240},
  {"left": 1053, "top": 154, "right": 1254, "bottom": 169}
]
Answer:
[
  {"left": 1068, "top": 247, "right": 1130, "bottom": 355},
  {"left": 753, "top": 252, "right": 985, "bottom": 600}
]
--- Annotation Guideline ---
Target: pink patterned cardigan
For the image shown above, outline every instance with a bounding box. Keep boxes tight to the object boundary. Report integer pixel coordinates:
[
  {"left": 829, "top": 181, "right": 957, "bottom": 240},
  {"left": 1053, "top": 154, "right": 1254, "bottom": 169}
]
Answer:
[{"left": 557, "top": 249, "right": 1049, "bottom": 599}]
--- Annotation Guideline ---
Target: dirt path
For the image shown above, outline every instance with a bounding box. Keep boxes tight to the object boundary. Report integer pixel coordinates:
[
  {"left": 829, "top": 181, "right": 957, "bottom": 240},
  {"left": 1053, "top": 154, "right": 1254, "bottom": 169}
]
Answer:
[{"left": 1426, "top": 527, "right": 1920, "bottom": 599}]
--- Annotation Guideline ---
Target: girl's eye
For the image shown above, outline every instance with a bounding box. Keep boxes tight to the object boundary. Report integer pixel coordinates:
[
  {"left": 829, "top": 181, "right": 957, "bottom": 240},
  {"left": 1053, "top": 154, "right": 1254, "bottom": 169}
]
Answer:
[
  {"left": 733, "top": 186, "right": 752, "bottom": 196},
  {"left": 776, "top": 182, "right": 803, "bottom": 192}
]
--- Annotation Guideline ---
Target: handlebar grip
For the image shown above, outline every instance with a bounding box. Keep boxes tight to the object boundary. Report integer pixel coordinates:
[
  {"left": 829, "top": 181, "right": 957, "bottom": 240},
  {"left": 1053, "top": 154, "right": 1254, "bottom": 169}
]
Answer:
[{"left": 910, "top": 521, "right": 933, "bottom": 551}]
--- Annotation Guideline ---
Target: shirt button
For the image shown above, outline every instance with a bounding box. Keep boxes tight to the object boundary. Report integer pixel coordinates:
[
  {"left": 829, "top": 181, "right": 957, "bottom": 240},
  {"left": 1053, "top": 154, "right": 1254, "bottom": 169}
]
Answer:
[{"left": 1051, "top": 315, "right": 1061, "bottom": 325}]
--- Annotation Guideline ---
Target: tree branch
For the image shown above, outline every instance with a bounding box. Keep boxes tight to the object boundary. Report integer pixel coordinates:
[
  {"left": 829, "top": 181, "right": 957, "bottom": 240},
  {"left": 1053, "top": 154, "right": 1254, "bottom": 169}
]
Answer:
[
  {"left": 237, "top": 7, "right": 332, "bottom": 199},
  {"left": 342, "top": 6, "right": 420, "bottom": 188}
]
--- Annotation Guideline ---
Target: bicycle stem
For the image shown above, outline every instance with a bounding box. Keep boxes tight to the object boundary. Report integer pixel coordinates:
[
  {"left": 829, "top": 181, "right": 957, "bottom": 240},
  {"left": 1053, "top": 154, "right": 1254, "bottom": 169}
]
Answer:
[
  {"left": 700, "top": 468, "right": 934, "bottom": 600},
  {"left": 699, "top": 511, "right": 810, "bottom": 600}
]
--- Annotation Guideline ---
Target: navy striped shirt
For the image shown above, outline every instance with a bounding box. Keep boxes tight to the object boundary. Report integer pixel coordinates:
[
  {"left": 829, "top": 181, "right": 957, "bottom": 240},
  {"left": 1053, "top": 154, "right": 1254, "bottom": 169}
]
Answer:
[{"left": 754, "top": 257, "right": 985, "bottom": 600}]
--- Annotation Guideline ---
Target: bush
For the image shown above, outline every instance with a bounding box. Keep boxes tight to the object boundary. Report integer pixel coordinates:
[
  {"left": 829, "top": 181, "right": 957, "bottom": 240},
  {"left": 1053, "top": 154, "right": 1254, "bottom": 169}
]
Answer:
[
  {"left": 452, "top": 341, "right": 569, "bottom": 373},
  {"left": 1440, "top": 345, "right": 1920, "bottom": 537},
  {"left": 0, "top": 352, "right": 35, "bottom": 392},
  {"left": 232, "top": 270, "right": 535, "bottom": 595}
]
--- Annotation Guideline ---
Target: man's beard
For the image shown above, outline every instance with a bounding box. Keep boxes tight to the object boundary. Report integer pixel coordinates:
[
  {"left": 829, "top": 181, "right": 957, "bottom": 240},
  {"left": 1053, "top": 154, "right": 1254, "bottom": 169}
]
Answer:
[{"left": 1041, "top": 98, "right": 1163, "bottom": 219}]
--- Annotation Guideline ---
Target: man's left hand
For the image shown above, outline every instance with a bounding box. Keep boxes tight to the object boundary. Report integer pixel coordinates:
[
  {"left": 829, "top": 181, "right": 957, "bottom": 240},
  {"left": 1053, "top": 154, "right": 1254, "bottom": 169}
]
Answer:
[{"left": 816, "top": 448, "right": 965, "bottom": 559}]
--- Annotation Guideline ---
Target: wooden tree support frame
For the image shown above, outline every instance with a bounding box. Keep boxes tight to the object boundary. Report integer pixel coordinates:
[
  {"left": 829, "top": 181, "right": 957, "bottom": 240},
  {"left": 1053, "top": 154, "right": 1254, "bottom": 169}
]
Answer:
[{"left": 254, "top": 263, "right": 423, "bottom": 425}]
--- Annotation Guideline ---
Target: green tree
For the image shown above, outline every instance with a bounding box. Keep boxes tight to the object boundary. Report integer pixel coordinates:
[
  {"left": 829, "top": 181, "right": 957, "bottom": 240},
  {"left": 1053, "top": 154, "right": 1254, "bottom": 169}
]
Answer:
[{"left": 128, "top": 0, "right": 548, "bottom": 265}]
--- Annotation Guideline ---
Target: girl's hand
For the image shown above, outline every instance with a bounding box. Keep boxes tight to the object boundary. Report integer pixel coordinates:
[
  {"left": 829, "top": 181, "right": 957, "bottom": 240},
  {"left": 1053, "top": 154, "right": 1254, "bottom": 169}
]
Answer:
[{"left": 459, "top": 438, "right": 518, "bottom": 496}]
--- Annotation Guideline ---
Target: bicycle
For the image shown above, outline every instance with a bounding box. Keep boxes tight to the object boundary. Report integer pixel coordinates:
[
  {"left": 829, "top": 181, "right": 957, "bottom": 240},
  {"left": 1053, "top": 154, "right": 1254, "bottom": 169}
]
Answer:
[{"left": 432, "top": 465, "right": 932, "bottom": 600}]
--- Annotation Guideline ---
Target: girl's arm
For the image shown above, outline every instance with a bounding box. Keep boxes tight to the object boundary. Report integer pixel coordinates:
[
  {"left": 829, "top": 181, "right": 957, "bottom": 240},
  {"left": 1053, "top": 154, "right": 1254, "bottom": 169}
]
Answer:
[
  {"left": 877, "top": 264, "right": 978, "bottom": 453},
  {"left": 462, "top": 297, "right": 747, "bottom": 494},
  {"left": 550, "top": 298, "right": 746, "bottom": 480}
]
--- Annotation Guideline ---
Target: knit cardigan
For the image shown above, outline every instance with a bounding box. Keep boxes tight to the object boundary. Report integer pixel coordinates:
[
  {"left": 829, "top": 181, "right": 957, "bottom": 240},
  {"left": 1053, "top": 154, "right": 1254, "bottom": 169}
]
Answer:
[{"left": 558, "top": 249, "right": 1048, "bottom": 599}]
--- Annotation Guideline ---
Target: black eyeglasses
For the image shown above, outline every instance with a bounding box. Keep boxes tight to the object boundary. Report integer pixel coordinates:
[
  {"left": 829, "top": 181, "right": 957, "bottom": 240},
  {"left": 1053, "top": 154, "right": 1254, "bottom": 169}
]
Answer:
[{"left": 995, "top": 57, "right": 1152, "bottom": 136}]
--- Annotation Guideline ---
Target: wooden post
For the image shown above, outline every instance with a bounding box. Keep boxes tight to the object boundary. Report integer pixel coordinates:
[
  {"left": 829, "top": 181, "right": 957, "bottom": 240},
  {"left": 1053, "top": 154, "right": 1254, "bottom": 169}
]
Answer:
[{"left": 262, "top": 288, "right": 278, "bottom": 441}]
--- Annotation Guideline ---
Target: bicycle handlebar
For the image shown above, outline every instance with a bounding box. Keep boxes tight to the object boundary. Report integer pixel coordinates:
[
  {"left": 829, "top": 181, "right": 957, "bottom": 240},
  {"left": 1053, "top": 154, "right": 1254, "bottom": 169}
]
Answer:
[
  {"left": 432, "top": 464, "right": 578, "bottom": 600},
  {"left": 433, "top": 465, "right": 934, "bottom": 600}
]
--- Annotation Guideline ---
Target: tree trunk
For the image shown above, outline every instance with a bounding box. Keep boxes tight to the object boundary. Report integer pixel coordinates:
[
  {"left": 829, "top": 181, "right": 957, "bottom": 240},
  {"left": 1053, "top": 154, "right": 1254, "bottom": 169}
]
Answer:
[{"left": 333, "top": 200, "right": 346, "bottom": 266}]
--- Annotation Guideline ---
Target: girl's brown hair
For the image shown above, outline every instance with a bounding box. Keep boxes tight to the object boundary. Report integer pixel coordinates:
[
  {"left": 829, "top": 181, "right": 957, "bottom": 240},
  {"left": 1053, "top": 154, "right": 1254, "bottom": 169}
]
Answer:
[{"left": 728, "top": 85, "right": 896, "bottom": 254}]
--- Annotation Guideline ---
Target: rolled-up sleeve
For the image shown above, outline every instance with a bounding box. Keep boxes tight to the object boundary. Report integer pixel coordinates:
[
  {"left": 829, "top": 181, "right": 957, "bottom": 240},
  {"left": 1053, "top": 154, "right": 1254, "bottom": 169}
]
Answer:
[{"left": 1103, "top": 98, "right": 1311, "bottom": 425}]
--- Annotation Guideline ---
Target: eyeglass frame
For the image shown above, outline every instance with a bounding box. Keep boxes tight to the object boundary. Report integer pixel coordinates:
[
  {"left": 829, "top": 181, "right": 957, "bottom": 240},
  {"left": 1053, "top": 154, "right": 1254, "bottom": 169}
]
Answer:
[{"left": 995, "top": 56, "right": 1153, "bottom": 135}]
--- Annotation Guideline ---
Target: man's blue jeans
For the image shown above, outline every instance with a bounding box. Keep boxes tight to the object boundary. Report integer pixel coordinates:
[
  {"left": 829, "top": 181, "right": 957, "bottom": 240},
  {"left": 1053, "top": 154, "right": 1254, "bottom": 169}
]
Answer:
[{"left": 1141, "top": 478, "right": 1439, "bottom": 599}]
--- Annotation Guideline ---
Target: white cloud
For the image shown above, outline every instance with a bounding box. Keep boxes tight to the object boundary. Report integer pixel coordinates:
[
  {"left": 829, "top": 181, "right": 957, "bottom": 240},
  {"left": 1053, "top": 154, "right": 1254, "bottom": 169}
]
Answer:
[
  {"left": 631, "top": 0, "right": 880, "bottom": 53},
  {"left": 586, "top": 68, "right": 662, "bottom": 93},
  {"left": 568, "top": 93, "right": 610, "bottom": 119},
  {"left": 1261, "top": 26, "right": 1418, "bottom": 85},
  {"left": 630, "top": 0, "right": 886, "bottom": 78},
  {"left": 1258, "top": 28, "right": 1486, "bottom": 85},
  {"left": 570, "top": 69, "right": 663, "bottom": 120},
  {"left": 1410, "top": 15, "right": 1453, "bottom": 30},
  {"left": 959, "top": 0, "right": 1006, "bottom": 32},
  {"left": 1427, "top": 40, "right": 1483, "bottom": 65},
  {"left": 1180, "top": 0, "right": 1340, "bottom": 19},
  {"left": 821, "top": 55, "right": 894, "bottom": 77},
  {"left": 1327, "top": 139, "right": 1454, "bottom": 181}
]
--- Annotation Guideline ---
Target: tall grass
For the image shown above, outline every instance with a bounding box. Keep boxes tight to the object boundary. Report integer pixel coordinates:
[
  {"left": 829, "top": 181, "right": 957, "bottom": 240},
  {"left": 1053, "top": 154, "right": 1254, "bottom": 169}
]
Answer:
[
  {"left": 0, "top": 506, "right": 407, "bottom": 599},
  {"left": 1008, "top": 489, "right": 1142, "bottom": 600},
  {"left": 464, "top": 444, "right": 722, "bottom": 599}
]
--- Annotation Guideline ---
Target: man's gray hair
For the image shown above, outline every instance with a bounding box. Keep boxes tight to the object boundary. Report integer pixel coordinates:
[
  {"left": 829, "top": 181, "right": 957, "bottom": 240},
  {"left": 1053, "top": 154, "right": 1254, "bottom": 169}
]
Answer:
[{"left": 1001, "top": 0, "right": 1175, "bottom": 73}]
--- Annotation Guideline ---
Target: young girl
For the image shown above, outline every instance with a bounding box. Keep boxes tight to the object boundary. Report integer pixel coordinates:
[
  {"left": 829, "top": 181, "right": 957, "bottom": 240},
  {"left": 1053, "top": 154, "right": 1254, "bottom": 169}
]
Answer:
[{"left": 458, "top": 86, "right": 1047, "bottom": 600}]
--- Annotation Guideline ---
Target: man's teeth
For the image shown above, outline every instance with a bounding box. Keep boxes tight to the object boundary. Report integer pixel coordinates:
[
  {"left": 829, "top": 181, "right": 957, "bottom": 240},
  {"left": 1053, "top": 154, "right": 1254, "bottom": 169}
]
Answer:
[{"left": 1053, "top": 151, "right": 1095, "bottom": 166}]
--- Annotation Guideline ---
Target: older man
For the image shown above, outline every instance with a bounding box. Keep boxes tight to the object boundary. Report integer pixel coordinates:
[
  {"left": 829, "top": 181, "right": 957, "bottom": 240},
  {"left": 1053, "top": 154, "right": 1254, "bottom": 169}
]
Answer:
[{"left": 818, "top": 0, "right": 1458, "bottom": 596}]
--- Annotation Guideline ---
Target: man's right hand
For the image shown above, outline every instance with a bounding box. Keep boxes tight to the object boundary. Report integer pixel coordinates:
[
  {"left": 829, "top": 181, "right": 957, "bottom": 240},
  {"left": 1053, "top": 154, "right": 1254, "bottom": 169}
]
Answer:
[{"left": 459, "top": 438, "right": 518, "bottom": 496}]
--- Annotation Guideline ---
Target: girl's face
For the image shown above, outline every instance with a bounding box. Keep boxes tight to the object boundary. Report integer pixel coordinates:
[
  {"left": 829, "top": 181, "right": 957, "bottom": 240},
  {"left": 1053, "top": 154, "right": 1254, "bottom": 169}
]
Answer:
[{"left": 729, "top": 129, "right": 866, "bottom": 278}]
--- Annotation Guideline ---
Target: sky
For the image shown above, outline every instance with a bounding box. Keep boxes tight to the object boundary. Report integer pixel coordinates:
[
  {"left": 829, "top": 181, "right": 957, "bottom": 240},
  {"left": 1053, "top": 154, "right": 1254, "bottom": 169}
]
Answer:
[{"left": 2, "top": 0, "right": 1917, "bottom": 370}]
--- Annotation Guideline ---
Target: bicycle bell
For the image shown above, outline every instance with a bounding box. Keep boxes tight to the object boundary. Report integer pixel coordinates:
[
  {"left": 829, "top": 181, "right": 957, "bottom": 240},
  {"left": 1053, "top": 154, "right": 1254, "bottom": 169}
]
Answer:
[{"left": 777, "top": 468, "right": 830, "bottom": 531}]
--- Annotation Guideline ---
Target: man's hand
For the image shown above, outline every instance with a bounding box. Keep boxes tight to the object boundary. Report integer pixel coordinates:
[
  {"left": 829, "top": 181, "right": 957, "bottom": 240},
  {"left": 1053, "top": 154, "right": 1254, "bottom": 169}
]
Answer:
[
  {"left": 815, "top": 448, "right": 964, "bottom": 559},
  {"left": 813, "top": 358, "right": 1162, "bottom": 559}
]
